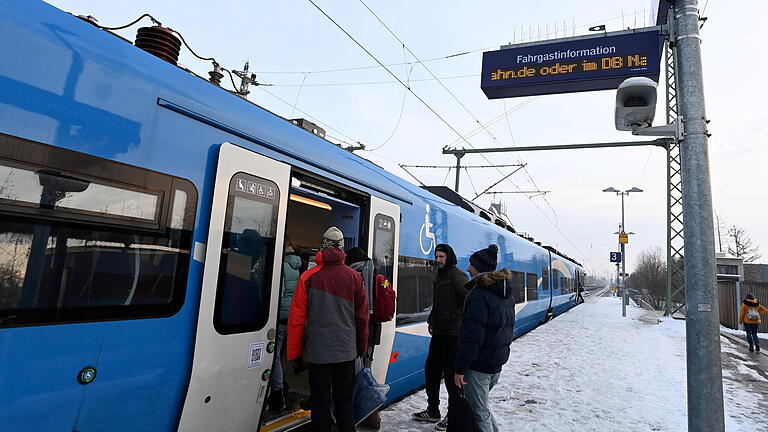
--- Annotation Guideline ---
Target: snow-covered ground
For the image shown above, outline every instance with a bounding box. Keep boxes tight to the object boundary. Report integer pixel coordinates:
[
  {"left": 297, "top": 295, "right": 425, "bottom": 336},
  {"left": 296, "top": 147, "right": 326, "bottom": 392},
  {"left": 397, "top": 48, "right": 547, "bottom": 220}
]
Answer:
[{"left": 377, "top": 296, "right": 768, "bottom": 431}]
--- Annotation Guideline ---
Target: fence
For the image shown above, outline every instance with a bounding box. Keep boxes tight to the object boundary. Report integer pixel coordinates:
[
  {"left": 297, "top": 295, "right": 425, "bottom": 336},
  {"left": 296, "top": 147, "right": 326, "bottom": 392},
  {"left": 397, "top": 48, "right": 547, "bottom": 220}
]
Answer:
[{"left": 719, "top": 280, "right": 768, "bottom": 333}]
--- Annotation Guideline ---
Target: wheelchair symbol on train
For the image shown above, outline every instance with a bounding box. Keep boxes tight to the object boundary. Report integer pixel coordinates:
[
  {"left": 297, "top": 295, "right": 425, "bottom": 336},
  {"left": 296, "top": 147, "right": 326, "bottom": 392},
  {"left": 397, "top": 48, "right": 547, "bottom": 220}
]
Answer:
[{"left": 419, "top": 204, "right": 436, "bottom": 255}]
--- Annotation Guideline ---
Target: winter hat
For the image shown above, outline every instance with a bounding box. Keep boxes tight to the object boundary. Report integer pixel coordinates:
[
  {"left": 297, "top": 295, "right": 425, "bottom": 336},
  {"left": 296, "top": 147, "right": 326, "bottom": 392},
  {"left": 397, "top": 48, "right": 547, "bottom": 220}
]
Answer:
[
  {"left": 321, "top": 226, "right": 344, "bottom": 250},
  {"left": 435, "top": 243, "right": 458, "bottom": 268},
  {"left": 469, "top": 244, "right": 499, "bottom": 273},
  {"left": 345, "top": 247, "right": 370, "bottom": 265}
]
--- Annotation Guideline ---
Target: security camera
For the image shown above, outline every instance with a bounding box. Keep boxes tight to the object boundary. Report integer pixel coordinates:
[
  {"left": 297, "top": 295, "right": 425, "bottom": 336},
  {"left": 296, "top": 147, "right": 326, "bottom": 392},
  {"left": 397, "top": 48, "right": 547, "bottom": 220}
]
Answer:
[{"left": 614, "top": 77, "right": 658, "bottom": 131}]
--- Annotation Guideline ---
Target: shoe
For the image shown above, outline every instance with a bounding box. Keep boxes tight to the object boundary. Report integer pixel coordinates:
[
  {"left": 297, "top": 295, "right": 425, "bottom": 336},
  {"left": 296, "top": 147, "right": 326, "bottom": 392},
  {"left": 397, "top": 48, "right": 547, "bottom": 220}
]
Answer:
[
  {"left": 749, "top": 345, "right": 754, "bottom": 352},
  {"left": 299, "top": 398, "right": 312, "bottom": 411},
  {"left": 757, "top": 345, "right": 761, "bottom": 352},
  {"left": 359, "top": 411, "right": 381, "bottom": 430},
  {"left": 412, "top": 409, "right": 441, "bottom": 423},
  {"left": 268, "top": 388, "right": 286, "bottom": 412},
  {"left": 435, "top": 415, "right": 448, "bottom": 431}
]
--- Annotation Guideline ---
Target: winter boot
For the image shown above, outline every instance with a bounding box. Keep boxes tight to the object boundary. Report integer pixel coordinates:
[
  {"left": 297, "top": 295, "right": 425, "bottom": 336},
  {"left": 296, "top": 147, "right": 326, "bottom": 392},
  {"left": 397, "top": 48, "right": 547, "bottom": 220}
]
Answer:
[
  {"left": 757, "top": 344, "right": 761, "bottom": 352},
  {"left": 749, "top": 344, "right": 754, "bottom": 352}
]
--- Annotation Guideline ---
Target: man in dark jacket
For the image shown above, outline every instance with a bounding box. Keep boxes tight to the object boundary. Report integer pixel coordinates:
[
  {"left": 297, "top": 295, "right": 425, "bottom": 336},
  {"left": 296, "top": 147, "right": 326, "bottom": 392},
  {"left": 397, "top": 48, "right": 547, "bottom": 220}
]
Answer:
[
  {"left": 412, "top": 244, "right": 469, "bottom": 430},
  {"left": 454, "top": 244, "right": 515, "bottom": 432},
  {"left": 288, "top": 227, "right": 369, "bottom": 432}
]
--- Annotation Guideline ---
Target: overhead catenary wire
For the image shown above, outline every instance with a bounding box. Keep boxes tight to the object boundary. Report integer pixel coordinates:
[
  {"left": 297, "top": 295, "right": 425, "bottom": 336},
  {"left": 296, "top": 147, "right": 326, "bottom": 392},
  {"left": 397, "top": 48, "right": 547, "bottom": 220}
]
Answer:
[
  {"left": 252, "top": 9, "right": 653, "bottom": 76},
  {"left": 264, "top": 73, "right": 476, "bottom": 87},
  {"left": 366, "top": 48, "right": 415, "bottom": 152},
  {"left": 306, "top": 0, "right": 479, "bottom": 155},
  {"left": 355, "top": 0, "right": 586, "bottom": 256}
]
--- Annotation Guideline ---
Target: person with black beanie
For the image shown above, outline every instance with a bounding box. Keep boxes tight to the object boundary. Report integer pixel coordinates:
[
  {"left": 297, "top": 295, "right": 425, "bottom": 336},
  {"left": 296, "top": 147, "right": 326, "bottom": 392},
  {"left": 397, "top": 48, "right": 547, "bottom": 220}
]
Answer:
[
  {"left": 412, "top": 244, "right": 469, "bottom": 430},
  {"left": 454, "top": 244, "right": 515, "bottom": 432}
]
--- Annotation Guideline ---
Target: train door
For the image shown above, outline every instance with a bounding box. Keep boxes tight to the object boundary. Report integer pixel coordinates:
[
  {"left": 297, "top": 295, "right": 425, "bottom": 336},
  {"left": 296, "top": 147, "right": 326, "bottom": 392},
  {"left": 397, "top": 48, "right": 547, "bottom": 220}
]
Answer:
[
  {"left": 179, "top": 142, "right": 289, "bottom": 431},
  {"left": 367, "top": 196, "right": 400, "bottom": 384}
]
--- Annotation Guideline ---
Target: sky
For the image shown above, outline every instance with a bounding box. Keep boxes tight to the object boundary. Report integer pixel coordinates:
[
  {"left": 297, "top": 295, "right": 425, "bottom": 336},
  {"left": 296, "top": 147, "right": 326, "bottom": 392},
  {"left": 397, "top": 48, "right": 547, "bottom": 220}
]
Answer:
[{"left": 44, "top": 0, "right": 768, "bottom": 278}]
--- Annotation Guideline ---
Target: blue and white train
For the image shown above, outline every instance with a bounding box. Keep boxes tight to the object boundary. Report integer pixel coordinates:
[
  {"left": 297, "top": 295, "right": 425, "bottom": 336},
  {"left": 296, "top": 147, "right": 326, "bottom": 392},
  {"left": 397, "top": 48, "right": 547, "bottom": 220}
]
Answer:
[{"left": 0, "top": 2, "right": 585, "bottom": 431}]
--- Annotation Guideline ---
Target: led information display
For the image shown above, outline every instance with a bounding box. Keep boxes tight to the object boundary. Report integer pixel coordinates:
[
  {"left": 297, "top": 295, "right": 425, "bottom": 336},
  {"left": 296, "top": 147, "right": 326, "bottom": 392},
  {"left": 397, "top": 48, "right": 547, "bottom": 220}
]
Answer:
[{"left": 481, "top": 28, "right": 663, "bottom": 99}]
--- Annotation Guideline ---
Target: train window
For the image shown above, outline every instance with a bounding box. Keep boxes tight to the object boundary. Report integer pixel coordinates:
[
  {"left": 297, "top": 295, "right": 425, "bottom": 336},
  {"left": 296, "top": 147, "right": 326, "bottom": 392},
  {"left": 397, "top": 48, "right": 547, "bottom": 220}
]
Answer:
[
  {"left": 213, "top": 173, "right": 279, "bottom": 335},
  {"left": 511, "top": 271, "right": 525, "bottom": 304},
  {"left": 373, "top": 214, "right": 396, "bottom": 283},
  {"left": 526, "top": 273, "right": 538, "bottom": 301},
  {"left": 552, "top": 271, "right": 559, "bottom": 291},
  {"left": 542, "top": 267, "right": 549, "bottom": 290},
  {"left": 0, "top": 135, "right": 196, "bottom": 327},
  {"left": 395, "top": 256, "right": 437, "bottom": 326},
  {"left": 0, "top": 164, "right": 162, "bottom": 224}
]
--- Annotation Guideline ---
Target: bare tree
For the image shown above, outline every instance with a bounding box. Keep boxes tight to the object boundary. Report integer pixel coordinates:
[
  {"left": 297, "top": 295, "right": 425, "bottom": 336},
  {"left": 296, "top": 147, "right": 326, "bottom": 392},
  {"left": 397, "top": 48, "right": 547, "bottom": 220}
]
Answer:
[
  {"left": 714, "top": 212, "right": 728, "bottom": 253},
  {"left": 627, "top": 247, "right": 667, "bottom": 309},
  {"left": 727, "top": 225, "right": 762, "bottom": 263}
]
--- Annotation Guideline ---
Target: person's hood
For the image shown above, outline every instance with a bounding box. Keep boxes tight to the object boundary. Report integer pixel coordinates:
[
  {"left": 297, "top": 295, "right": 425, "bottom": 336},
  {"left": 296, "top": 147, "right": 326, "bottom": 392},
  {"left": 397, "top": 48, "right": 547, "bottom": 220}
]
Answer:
[
  {"left": 744, "top": 298, "right": 760, "bottom": 307},
  {"left": 285, "top": 254, "right": 302, "bottom": 269},
  {"left": 435, "top": 243, "right": 458, "bottom": 272},
  {"left": 349, "top": 260, "right": 373, "bottom": 273},
  {"left": 317, "top": 247, "right": 346, "bottom": 265},
  {"left": 473, "top": 269, "right": 513, "bottom": 298}
]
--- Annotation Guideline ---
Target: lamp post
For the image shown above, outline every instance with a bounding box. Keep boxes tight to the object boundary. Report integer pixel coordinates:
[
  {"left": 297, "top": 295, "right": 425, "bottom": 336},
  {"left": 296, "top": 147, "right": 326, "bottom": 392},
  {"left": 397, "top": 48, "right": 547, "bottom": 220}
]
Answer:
[{"left": 603, "top": 186, "right": 643, "bottom": 317}]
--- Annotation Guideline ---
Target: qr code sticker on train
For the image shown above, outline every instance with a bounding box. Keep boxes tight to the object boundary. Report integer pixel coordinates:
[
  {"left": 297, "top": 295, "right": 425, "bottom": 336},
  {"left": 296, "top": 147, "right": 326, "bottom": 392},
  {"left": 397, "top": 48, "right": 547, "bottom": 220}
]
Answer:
[{"left": 248, "top": 343, "right": 264, "bottom": 369}]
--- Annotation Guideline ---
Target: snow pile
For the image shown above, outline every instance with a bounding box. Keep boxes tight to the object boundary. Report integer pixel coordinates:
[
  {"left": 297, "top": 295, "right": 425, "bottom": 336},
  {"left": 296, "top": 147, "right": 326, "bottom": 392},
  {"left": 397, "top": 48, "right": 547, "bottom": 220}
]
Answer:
[{"left": 378, "top": 296, "right": 767, "bottom": 431}]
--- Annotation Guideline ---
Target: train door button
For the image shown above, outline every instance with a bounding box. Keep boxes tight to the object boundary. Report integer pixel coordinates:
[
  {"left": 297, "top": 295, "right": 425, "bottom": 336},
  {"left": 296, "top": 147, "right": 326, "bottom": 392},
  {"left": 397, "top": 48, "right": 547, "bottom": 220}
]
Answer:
[{"left": 77, "top": 366, "right": 97, "bottom": 385}]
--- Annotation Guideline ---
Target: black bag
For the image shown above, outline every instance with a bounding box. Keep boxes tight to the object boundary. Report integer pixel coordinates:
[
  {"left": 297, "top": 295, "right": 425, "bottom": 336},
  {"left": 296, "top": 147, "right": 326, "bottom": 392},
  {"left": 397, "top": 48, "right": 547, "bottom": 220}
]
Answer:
[{"left": 447, "top": 389, "right": 478, "bottom": 432}]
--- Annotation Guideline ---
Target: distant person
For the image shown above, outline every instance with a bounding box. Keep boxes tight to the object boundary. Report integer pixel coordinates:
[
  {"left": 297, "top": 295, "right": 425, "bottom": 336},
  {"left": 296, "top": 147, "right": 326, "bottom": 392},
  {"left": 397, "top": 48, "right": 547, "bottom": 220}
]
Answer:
[
  {"left": 287, "top": 227, "right": 369, "bottom": 432},
  {"left": 268, "top": 244, "right": 302, "bottom": 412},
  {"left": 739, "top": 293, "right": 768, "bottom": 352},
  {"left": 412, "top": 244, "right": 469, "bottom": 431},
  {"left": 454, "top": 245, "right": 515, "bottom": 432}
]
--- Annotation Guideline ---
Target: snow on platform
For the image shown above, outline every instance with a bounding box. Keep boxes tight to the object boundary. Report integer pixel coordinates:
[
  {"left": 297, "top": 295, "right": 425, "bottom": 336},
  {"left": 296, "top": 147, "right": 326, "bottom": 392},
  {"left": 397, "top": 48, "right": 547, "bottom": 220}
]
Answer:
[{"left": 376, "top": 296, "right": 768, "bottom": 431}]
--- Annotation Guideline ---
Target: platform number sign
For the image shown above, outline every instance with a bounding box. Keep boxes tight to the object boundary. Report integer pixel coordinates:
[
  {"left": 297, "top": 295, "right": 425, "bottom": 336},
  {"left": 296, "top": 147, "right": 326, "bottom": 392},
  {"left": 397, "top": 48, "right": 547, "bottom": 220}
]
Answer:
[{"left": 610, "top": 252, "right": 622, "bottom": 263}]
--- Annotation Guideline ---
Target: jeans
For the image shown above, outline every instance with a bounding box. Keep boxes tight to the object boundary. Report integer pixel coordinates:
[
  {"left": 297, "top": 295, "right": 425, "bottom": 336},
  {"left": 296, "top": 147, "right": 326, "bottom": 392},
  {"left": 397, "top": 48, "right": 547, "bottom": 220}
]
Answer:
[
  {"left": 463, "top": 369, "right": 500, "bottom": 432},
  {"left": 424, "top": 335, "right": 460, "bottom": 415},
  {"left": 744, "top": 323, "right": 759, "bottom": 347},
  {"left": 270, "top": 324, "right": 287, "bottom": 390},
  {"left": 308, "top": 359, "right": 356, "bottom": 432}
]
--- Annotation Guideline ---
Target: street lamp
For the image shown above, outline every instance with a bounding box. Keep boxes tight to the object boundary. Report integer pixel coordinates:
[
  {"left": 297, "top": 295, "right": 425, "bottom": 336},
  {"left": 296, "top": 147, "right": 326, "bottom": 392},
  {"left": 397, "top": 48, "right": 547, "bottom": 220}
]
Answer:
[{"left": 603, "top": 186, "right": 643, "bottom": 317}]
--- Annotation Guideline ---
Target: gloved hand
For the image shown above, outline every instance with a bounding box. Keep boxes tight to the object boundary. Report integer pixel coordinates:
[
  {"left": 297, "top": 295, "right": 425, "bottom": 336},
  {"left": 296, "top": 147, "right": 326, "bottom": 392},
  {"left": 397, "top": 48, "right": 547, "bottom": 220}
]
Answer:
[{"left": 291, "top": 357, "right": 307, "bottom": 373}]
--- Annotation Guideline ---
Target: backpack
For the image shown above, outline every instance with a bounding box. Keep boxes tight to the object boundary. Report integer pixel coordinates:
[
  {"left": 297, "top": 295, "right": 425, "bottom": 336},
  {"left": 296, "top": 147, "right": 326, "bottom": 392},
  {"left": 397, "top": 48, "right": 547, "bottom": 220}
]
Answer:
[
  {"left": 747, "top": 306, "right": 760, "bottom": 321},
  {"left": 372, "top": 274, "right": 396, "bottom": 323}
]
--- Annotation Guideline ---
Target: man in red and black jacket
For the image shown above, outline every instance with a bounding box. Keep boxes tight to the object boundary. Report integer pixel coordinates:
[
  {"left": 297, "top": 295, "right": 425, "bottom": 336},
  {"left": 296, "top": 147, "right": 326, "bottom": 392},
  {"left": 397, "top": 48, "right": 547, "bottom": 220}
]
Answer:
[{"left": 287, "top": 226, "right": 369, "bottom": 432}]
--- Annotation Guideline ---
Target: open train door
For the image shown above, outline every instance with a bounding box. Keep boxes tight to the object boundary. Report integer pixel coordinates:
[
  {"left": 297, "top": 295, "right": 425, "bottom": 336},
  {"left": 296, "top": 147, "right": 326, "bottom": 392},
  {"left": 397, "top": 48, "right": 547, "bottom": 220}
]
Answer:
[
  {"left": 367, "top": 196, "right": 401, "bottom": 385},
  {"left": 179, "top": 142, "right": 289, "bottom": 431}
]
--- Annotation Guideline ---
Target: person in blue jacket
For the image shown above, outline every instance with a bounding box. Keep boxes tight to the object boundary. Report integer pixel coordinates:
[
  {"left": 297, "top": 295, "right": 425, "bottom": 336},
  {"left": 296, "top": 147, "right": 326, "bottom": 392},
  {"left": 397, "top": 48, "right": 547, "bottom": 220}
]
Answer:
[
  {"left": 453, "top": 244, "right": 515, "bottom": 432},
  {"left": 268, "top": 244, "right": 302, "bottom": 411}
]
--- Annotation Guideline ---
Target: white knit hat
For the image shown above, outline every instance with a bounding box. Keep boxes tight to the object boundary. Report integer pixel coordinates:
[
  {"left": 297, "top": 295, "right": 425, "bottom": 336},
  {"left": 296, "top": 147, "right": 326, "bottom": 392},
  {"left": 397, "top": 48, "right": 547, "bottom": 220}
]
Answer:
[{"left": 321, "top": 226, "right": 344, "bottom": 249}]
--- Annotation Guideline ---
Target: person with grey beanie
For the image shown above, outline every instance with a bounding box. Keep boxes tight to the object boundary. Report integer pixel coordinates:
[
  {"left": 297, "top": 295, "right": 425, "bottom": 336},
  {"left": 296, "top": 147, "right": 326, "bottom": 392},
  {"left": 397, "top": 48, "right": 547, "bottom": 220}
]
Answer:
[{"left": 287, "top": 226, "right": 368, "bottom": 432}]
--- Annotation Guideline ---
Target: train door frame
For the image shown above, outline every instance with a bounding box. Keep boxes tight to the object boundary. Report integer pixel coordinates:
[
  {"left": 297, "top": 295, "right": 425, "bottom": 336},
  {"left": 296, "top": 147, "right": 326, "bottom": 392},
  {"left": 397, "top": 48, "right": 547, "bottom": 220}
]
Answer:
[
  {"left": 367, "top": 196, "right": 401, "bottom": 385},
  {"left": 179, "top": 142, "right": 290, "bottom": 431}
]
